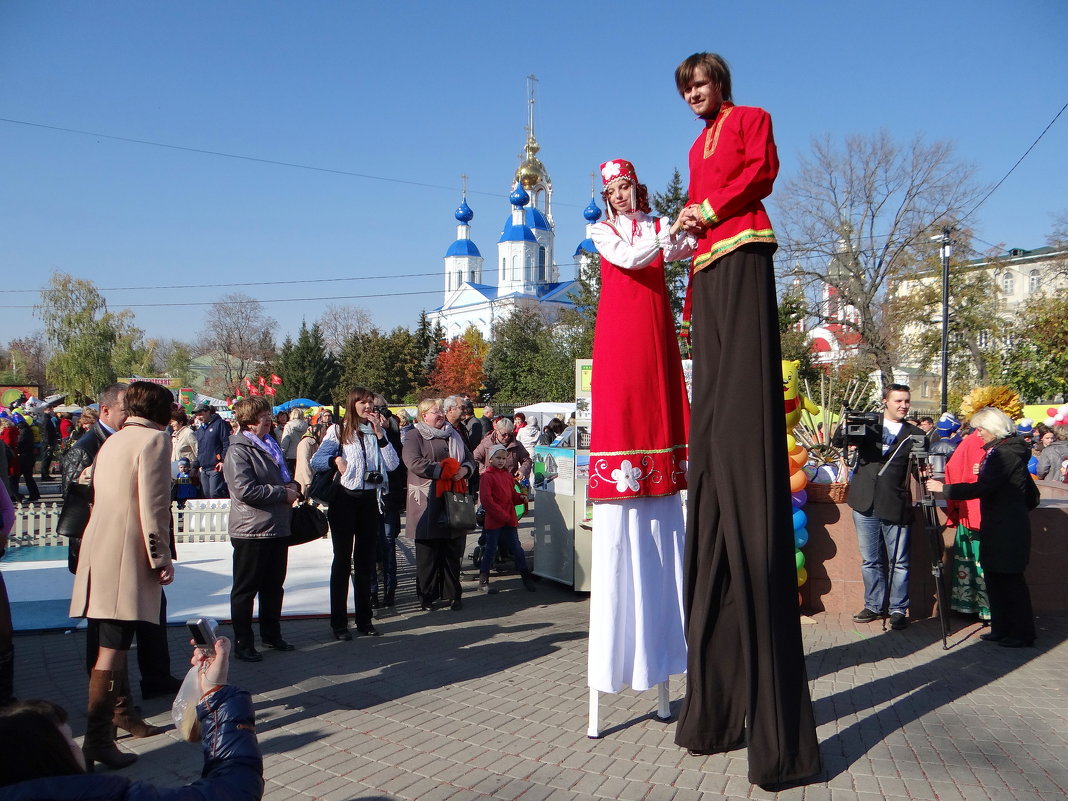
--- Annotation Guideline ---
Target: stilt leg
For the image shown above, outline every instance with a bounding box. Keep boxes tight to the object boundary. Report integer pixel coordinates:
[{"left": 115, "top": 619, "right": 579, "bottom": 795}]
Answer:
[
  {"left": 656, "top": 680, "right": 671, "bottom": 721},
  {"left": 587, "top": 687, "right": 601, "bottom": 738}
]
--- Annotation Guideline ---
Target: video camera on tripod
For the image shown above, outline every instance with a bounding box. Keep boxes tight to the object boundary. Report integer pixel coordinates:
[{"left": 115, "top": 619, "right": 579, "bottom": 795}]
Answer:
[{"left": 840, "top": 410, "right": 882, "bottom": 446}]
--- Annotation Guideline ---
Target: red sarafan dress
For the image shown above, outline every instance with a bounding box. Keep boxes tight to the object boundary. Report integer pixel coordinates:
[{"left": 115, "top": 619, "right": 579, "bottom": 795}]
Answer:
[
  {"left": 586, "top": 210, "right": 694, "bottom": 694},
  {"left": 588, "top": 213, "right": 691, "bottom": 501}
]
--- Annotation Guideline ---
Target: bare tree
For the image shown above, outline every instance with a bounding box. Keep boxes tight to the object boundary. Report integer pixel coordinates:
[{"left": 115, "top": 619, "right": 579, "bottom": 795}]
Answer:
[
  {"left": 5, "top": 336, "right": 49, "bottom": 387},
  {"left": 316, "top": 303, "right": 373, "bottom": 356},
  {"left": 203, "top": 293, "right": 276, "bottom": 393},
  {"left": 773, "top": 132, "right": 985, "bottom": 386}
]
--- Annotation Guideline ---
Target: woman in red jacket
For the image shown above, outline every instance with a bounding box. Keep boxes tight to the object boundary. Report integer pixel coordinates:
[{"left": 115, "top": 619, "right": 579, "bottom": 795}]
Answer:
[{"left": 477, "top": 445, "right": 534, "bottom": 593}]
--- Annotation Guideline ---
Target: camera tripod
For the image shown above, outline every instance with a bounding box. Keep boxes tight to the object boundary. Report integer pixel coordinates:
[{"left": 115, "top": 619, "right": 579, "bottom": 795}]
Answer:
[
  {"left": 879, "top": 435, "right": 952, "bottom": 649},
  {"left": 908, "top": 449, "right": 952, "bottom": 650}
]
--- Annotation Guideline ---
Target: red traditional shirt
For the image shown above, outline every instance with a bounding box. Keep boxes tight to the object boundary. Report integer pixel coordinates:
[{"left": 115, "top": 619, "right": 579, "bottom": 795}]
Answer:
[{"left": 687, "top": 102, "right": 779, "bottom": 273}]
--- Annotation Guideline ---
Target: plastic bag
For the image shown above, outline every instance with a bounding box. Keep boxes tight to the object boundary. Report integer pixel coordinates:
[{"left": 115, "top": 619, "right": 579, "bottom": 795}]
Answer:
[{"left": 171, "top": 664, "right": 202, "bottom": 742}]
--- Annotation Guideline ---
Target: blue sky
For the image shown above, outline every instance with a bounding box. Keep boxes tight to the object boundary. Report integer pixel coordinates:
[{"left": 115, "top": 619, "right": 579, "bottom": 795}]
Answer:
[{"left": 1, "top": 1, "right": 1066, "bottom": 347}]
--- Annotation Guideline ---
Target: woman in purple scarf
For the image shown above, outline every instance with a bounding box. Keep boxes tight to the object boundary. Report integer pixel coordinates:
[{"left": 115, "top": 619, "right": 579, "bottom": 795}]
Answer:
[{"left": 223, "top": 396, "right": 301, "bottom": 662}]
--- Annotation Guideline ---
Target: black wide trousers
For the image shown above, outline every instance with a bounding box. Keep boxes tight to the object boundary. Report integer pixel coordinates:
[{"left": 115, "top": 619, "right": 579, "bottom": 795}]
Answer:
[{"left": 674, "top": 245, "right": 822, "bottom": 789}]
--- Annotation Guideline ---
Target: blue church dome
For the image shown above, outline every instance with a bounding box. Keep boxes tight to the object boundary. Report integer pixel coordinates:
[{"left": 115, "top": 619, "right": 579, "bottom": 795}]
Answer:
[
  {"left": 499, "top": 221, "right": 537, "bottom": 244},
  {"left": 583, "top": 198, "right": 603, "bottom": 222},
  {"left": 525, "top": 206, "right": 551, "bottom": 231},
  {"left": 454, "top": 198, "right": 474, "bottom": 223},
  {"left": 509, "top": 183, "right": 530, "bottom": 208},
  {"left": 445, "top": 239, "right": 482, "bottom": 257},
  {"left": 574, "top": 238, "right": 598, "bottom": 257}
]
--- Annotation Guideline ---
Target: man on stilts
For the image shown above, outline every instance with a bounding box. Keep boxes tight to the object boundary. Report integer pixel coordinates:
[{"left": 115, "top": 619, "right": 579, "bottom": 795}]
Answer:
[{"left": 672, "top": 51, "right": 822, "bottom": 790}]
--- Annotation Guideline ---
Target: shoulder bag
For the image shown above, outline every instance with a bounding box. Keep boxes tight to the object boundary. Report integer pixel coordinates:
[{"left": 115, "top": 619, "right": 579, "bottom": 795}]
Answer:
[
  {"left": 57, "top": 479, "right": 94, "bottom": 539},
  {"left": 290, "top": 501, "right": 329, "bottom": 546}
]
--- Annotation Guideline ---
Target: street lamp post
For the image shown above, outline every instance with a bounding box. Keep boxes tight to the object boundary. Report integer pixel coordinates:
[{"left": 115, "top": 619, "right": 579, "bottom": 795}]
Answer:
[{"left": 939, "top": 227, "right": 952, "bottom": 415}]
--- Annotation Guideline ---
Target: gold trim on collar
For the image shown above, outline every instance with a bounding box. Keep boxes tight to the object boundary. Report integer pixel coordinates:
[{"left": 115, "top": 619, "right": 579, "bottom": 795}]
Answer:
[{"left": 703, "top": 103, "right": 734, "bottom": 159}]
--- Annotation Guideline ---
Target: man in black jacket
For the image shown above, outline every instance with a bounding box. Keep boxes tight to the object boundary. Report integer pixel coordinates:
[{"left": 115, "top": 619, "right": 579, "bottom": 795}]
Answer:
[
  {"left": 837, "top": 384, "right": 924, "bottom": 630},
  {"left": 61, "top": 383, "right": 181, "bottom": 699},
  {"left": 193, "top": 401, "right": 230, "bottom": 498}
]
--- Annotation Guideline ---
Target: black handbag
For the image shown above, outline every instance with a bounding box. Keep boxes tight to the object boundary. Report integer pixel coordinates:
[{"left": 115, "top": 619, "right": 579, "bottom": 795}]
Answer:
[
  {"left": 308, "top": 465, "right": 340, "bottom": 505},
  {"left": 289, "top": 502, "right": 329, "bottom": 546},
  {"left": 439, "top": 490, "right": 478, "bottom": 531},
  {"left": 57, "top": 482, "right": 94, "bottom": 539}
]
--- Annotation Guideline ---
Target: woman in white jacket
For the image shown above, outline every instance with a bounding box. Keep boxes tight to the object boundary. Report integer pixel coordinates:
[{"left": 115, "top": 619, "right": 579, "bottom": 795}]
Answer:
[{"left": 310, "top": 388, "right": 399, "bottom": 639}]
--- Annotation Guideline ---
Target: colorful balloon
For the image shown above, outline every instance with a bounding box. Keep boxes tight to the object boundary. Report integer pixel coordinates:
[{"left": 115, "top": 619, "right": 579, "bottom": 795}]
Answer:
[
  {"left": 796, "top": 566, "right": 808, "bottom": 587},
  {"left": 794, "top": 528, "right": 809, "bottom": 548},
  {"left": 792, "top": 508, "right": 808, "bottom": 531},
  {"left": 791, "top": 489, "right": 807, "bottom": 507},
  {"left": 795, "top": 549, "right": 806, "bottom": 570},
  {"left": 789, "top": 469, "right": 809, "bottom": 493}
]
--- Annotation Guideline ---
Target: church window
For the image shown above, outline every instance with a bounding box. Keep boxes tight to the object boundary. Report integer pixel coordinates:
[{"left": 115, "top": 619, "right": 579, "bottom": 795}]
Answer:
[
  {"left": 511, "top": 254, "right": 518, "bottom": 282},
  {"left": 538, "top": 247, "right": 546, "bottom": 282},
  {"left": 1000, "top": 271, "right": 1015, "bottom": 295},
  {"left": 501, "top": 257, "right": 505, "bottom": 281},
  {"left": 1029, "top": 269, "right": 1041, "bottom": 293}
]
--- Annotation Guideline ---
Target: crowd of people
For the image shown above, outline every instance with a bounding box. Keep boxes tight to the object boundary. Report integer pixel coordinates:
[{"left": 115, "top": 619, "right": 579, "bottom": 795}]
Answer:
[{"left": 0, "top": 381, "right": 553, "bottom": 778}]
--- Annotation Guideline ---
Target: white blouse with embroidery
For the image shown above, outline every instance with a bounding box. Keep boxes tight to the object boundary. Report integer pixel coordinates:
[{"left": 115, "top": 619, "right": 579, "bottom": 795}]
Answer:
[{"left": 590, "top": 211, "right": 696, "bottom": 269}]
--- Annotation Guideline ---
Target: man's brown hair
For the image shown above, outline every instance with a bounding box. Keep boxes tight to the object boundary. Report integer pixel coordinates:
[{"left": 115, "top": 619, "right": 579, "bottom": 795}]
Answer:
[{"left": 675, "top": 52, "right": 733, "bottom": 102}]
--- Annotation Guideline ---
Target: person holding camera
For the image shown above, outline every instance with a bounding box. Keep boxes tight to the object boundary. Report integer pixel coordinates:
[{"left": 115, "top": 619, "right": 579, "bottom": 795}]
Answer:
[
  {"left": 836, "top": 384, "right": 924, "bottom": 631},
  {"left": 311, "top": 388, "right": 399, "bottom": 639}
]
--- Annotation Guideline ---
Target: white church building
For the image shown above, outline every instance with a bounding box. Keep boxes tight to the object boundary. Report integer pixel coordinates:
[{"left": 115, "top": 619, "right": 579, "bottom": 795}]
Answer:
[{"left": 427, "top": 87, "right": 590, "bottom": 341}]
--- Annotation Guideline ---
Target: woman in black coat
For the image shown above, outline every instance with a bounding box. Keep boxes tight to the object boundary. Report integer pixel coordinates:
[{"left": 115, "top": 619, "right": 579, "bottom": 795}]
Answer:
[{"left": 927, "top": 407, "right": 1038, "bottom": 648}]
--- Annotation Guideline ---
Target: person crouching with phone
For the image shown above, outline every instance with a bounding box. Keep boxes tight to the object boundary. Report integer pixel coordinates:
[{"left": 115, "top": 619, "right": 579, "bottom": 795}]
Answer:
[{"left": 0, "top": 636, "right": 264, "bottom": 798}]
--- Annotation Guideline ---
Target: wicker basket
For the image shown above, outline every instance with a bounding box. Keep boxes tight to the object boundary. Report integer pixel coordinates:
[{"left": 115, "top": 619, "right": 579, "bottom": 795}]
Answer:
[
  {"left": 806, "top": 481, "right": 849, "bottom": 504},
  {"left": 806, "top": 457, "right": 849, "bottom": 504}
]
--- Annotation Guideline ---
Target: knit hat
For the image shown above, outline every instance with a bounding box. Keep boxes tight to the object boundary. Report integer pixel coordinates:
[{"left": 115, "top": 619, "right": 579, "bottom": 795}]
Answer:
[
  {"left": 1016, "top": 417, "right": 1034, "bottom": 436},
  {"left": 487, "top": 444, "right": 507, "bottom": 459},
  {"left": 936, "top": 413, "right": 961, "bottom": 436},
  {"left": 600, "top": 159, "right": 638, "bottom": 189}
]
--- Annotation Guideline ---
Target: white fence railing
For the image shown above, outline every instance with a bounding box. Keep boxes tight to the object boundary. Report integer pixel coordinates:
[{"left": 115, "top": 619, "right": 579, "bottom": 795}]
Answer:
[{"left": 5, "top": 499, "right": 234, "bottom": 551}]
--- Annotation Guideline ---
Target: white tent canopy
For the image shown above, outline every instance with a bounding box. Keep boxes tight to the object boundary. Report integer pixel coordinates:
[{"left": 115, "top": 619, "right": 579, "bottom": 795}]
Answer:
[{"left": 513, "top": 402, "right": 576, "bottom": 420}]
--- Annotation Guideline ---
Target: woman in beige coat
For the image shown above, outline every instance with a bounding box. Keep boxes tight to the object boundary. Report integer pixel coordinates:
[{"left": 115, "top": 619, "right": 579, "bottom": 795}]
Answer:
[{"left": 68, "top": 381, "right": 176, "bottom": 771}]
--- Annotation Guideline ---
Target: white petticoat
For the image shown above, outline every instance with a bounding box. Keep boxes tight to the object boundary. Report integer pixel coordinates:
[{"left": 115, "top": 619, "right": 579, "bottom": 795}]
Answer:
[{"left": 587, "top": 494, "right": 688, "bottom": 693}]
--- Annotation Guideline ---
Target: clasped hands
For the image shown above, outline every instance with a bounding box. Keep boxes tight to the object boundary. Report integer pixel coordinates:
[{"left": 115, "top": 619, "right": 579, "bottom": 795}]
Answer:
[{"left": 670, "top": 204, "right": 707, "bottom": 236}]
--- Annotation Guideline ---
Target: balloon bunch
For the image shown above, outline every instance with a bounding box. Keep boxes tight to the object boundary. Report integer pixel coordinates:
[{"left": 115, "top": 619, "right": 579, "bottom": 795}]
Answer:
[
  {"left": 1046, "top": 403, "right": 1068, "bottom": 426},
  {"left": 787, "top": 432, "right": 810, "bottom": 589}
]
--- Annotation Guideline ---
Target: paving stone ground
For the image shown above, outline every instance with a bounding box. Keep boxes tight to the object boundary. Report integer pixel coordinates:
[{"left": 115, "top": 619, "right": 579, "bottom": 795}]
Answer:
[{"left": 9, "top": 524, "right": 1068, "bottom": 801}]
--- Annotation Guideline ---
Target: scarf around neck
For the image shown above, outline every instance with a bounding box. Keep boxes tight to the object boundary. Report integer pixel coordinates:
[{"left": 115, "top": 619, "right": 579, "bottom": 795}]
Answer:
[
  {"left": 242, "top": 430, "right": 292, "bottom": 483},
  {"left": 415, "top": 421, "right": 465, "bottom": 463}
]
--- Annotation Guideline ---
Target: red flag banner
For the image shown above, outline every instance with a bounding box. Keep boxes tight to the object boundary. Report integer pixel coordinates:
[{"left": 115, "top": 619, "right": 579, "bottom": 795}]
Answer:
[
  {"left": 265, "top": 386, "right": 276, "bottom": 396},
  {"left": 258, "top": 375, "right": 266, "bottom": 386},
  {"left": 249, "top": 388, "right": 261, "bottom": 396},
  {"left": 270, "top": 374, "right": 283, "bottom": 385},
  {"left": 244, "top": 377, "right": 253, "bottom": 389}
]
